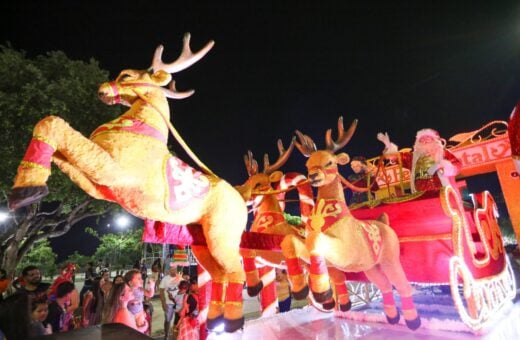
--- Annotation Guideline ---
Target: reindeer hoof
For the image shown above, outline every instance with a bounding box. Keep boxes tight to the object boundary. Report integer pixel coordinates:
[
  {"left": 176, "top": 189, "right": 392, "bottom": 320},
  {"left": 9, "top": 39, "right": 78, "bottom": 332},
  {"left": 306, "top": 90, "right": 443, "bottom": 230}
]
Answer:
[
  {"left": 8, "top": 186, "right": 49, "bottom": 211},
  {"left": 224, "top": 317, "right": 245, "bottom": 333},
  {"left": 385, "top": 312, "right": 400, "bottom": 325},
  {"left": 322, "top": 299, "right": 336, "bottom": 310},
  {"left": 405, "top": 316, "right": 421, "bottom": 330},
  {"left": 206, "top": 315, "right": 225, "bottom": 331},
  {"left": 292, "top": 285, "right": 309, "bottom": 300},
  {"left": 247, "top": 281, "right": 263, "bottom": 297},
  {"left": 312, "top": 288, "right": 333, "bottom": 303},
  {"left": 339, "top": 300, "right": 352, "bottom": 312}
]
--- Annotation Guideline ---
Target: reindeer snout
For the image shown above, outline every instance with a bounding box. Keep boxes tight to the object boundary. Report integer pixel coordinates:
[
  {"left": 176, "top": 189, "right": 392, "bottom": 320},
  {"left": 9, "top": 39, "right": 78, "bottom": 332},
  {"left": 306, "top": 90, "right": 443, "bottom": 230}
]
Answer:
[{"left": 309, "top": 173, "right": 319, "bottom": 181}]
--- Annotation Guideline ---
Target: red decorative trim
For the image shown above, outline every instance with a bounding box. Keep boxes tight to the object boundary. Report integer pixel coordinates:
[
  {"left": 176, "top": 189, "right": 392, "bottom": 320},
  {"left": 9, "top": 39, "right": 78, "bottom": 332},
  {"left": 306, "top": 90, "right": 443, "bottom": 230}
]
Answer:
[
  {"left": 286, "top": 257, "right": 303, "bottom": 275},
  {"left": 225, "top": 282, "right": 244, "bottom": 303},
  {"left": 22, "top": 139, "right": 54, "bottom": 168}
]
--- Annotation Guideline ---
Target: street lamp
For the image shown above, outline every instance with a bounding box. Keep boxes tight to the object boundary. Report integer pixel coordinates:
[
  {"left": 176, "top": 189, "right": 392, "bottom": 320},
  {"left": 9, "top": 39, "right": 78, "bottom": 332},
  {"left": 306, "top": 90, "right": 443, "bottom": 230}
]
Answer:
[
  {"left": 115, "top": 214, "right": 130, "bottom": 229},
  {"left": 0, "top": 210, "right": 9, "bottom": 223}
]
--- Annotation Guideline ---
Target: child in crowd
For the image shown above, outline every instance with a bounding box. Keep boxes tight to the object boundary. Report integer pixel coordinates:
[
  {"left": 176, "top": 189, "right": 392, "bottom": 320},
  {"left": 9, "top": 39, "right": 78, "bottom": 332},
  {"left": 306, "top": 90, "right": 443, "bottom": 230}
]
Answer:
[
  {"left": 176, "top": 279, "right": 200, "bottom": 339},
  {"left": 29, "top": 297, "right": 52, "bottom": 336},
  {"left": 171, "top": 280, "right": 190, "bottom": 334},
  {"left": 124, "top": 269, "right": 155, "bottom": 335}
]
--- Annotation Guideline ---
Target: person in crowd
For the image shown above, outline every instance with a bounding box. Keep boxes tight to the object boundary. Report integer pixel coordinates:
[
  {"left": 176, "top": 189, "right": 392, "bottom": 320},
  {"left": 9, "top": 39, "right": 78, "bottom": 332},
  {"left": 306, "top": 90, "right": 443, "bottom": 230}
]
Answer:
[
  {"left": 170, "top": 280, "right": 190, "bottom": 335},
  {"left": 0, "top": 269, "right": 10, "bottom": 301},
  {"left": 347, "top": 156, "right": 379, "bottom": 204},
  {"left": 48, "top": 263, "right": 80, "bottom": 317},
  {"left": 140, "top": 259, "right": 148, "bottom": 282},
  {"left": 29, "top": 297, "right": 52, "bottom": 336},
  {"left": 275, "top": 268, "right": 292, "bottom": 313},
  {"left": 0, "top": 292, "right": 31, "bottom": 339},
  {"left": 44, "top": 281, "right": 76, "bottom": 333},
  {"left": 124, "top": 269, "right": 155, "bottom": 335},
  {"left": 176, "top": 278, "right": 200, "bottom": 339},
  {"left": 15, "top": 265, "right": 50, "bottom": 301},
  {"left": 379, "top": 128, "right": 461, "bottom": 197},
  {"left": 102, "top": 283, "right": 147, "bottom": 333},
  {"left": 99, "top": 268, "right": 113, "bottom": 297},
  {"left": 151, "top": 258, "right": 163, "bottom": 291},
  {"left": 80, "top": 262, "right": 96, "bottom": 306},
  {"left": 81, "top": 277, "right": 105, "bottom": 327},
  {"left": 159, "top": 264, "right": 183, "bottom": 339},
  {"left": 113, "top": 274, "right": 125, "bottom": 285}
]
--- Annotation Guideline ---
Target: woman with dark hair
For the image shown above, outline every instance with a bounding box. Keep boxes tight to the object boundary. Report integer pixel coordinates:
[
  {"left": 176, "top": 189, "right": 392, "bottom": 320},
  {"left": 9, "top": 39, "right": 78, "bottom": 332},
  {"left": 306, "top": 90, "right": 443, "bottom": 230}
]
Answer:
[
  {"left": 81, "top": 278, "right": 104, "bottom": 327},
  {"left": 102, "top": 283, "right": 147, "bottom": 333},
  {"left": 0, "top": 292, "right": 31, "bottom": 339},
  {"left": 113, "top": 274, "right": 125, "bottom": 285}
]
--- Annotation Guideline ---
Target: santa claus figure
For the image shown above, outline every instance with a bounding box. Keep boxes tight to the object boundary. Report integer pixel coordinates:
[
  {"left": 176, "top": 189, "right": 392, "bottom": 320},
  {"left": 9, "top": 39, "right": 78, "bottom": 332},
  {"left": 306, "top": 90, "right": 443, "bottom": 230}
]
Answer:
[{"left": 379, "top": 128, "right": 461, "bottom": 195}]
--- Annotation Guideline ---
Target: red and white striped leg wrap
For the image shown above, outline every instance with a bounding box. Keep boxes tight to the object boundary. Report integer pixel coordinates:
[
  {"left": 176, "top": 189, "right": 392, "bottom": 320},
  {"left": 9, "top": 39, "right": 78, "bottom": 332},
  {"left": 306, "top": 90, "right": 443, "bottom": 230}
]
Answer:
[
  {"left": 258, "top": 266, "right": 277, "bottom": 316},
  {"left": 197, "top": 265, "right": 211, "bottom": 340},
  {"left": 309, "top": 254, "right": 330, "bottom": 293}
]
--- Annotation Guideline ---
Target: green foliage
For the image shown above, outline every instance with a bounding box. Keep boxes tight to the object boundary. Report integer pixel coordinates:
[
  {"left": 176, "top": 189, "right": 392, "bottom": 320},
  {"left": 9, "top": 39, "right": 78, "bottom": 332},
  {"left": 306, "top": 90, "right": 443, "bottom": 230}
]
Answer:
[
  {"left": 92, "top": 228, "right": 144, "bottom": 270},
  {"left": 63, "top": 251, "right": 93, "bottom": 271},
  {"left": 16, "top": 239, "right": 57, "bottom": 278},
  {"left": 283, "top": 212, "right": 303, "bottom": 226},
  {"left": 0, "top": 44, "right": 121, "bottom": 212}
]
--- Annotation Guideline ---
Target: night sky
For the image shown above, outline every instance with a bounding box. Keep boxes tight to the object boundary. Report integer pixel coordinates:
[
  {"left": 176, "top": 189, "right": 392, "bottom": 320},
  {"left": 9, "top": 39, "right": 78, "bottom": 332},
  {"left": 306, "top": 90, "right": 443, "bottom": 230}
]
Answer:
[{"left": 2, "top": 1, "right": 520, "bottom": 260}]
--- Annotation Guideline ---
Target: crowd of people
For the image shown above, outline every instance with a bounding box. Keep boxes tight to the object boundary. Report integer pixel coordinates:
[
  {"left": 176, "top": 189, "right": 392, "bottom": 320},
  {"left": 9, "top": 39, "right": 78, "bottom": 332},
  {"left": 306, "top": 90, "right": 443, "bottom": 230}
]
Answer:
[{"left": 0, "top": 259, "right": 201, "bottom": 340}]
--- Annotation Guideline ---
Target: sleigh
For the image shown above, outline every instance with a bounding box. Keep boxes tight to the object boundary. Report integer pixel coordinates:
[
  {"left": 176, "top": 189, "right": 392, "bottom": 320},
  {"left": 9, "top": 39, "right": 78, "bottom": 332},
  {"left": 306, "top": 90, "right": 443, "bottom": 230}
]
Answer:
[{"left": 348, "top": 182, "right": 516, "bottom": 331}]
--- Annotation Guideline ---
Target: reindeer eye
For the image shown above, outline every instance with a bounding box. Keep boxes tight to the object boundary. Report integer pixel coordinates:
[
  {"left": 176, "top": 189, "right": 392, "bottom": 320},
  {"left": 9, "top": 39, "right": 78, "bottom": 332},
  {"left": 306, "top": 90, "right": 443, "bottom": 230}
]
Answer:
[
  {"left": 254, "top": 183, "right": 262, "bottom": 189},
  {"left": 325, "top": 161, "right": 333, "bottom": 167}
]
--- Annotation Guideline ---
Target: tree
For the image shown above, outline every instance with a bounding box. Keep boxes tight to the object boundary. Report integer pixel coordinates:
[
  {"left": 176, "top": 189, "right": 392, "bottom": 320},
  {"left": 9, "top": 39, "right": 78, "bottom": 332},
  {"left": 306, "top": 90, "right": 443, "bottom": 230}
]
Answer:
[
  {"left": 63, "top": 251, "right": 93, "bottom": 272},
  {"left": 16, "top": 239, "right": 57, "bottom": 280},
  {"left": 86, "top": 227, "right": 145, "bottom": 270},
  {"left": 0, "top": 44, "right": 121, "bottom": 275}
]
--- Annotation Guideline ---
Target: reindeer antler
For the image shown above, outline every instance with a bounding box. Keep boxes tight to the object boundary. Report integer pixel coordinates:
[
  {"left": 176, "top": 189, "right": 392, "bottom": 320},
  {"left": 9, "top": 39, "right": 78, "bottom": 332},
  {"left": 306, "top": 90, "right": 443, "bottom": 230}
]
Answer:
[
  {"left": 244, "top": 150, "right": 259, "bottom": 177},
  {"left": 263, "top": 137, "right": 295, "bottom": 175},
  {"left": 151, "top": 33, "right": 215, "bottom": 74},
  {"left": 295, "top": 130, "right": 317, "bottom": 157},
  {"left": 325, "top": 117, "right": 358, "bottom": 153}
]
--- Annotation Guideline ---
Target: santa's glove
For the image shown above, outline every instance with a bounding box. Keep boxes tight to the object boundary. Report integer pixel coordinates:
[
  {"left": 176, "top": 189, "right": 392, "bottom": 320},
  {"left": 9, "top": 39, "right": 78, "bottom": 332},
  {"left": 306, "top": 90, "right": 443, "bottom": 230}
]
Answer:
[{"left": 377, "top": 132, "right": 398, "bottom": 154}]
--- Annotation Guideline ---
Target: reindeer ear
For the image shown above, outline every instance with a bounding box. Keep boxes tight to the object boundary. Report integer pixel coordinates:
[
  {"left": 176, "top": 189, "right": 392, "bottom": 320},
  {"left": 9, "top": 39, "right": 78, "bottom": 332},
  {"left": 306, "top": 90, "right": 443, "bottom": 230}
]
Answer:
[
  {"left": 150, "top": 70, "right": 172, "bottom": 86},
  {"left": 269, "top": 171, "right": 283, "bottom": 183},
  {"left": 336, "top": 152, "right": 350, "bottom": 165}
]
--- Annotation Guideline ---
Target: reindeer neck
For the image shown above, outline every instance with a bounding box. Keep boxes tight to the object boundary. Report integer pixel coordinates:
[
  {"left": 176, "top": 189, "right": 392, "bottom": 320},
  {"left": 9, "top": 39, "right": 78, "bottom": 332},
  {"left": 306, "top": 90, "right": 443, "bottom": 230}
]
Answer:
[
  {"left": 255, "top": 194, "right": 283, "bottom": 214},
  {"left": 316, "top": 176, "right": 346, "bottom": 203},
  {"left": 125, "top": 96, "right": 170, "bottom": 137}
]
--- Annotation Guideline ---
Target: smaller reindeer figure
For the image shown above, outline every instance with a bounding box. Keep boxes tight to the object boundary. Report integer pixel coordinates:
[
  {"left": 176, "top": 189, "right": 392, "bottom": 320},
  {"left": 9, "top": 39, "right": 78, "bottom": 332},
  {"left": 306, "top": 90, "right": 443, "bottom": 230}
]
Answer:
[
  {"left": 237, "top": 139, "right": 313, "bottom": 315},
  {"left": 281, "top": 117, "right": 421, "bottom": 329}
]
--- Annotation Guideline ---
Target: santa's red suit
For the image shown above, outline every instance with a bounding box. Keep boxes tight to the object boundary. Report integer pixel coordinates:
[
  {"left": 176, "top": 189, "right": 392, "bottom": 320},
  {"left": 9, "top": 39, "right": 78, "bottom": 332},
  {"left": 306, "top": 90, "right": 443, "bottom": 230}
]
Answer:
[{"left": 401, "top": 149, "right": 461, "bottom": 193}]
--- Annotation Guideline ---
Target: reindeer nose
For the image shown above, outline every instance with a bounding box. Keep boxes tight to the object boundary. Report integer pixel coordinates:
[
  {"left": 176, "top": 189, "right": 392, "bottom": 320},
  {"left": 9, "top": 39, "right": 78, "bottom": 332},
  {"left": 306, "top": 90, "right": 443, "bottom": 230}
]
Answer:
[{"left": 309, "top": 173, "right": 319, "bottom": 181}]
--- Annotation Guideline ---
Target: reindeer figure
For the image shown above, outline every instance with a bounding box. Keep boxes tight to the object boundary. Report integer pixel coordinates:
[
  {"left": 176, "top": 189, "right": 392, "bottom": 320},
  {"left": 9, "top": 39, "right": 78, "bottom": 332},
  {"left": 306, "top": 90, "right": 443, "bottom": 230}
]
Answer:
[
  {"left": 237, "top": 139, "right": 313, "bottom": 315},
  {"left": 8, "top": 34, "right": 248, "bottom": 332},
  {"left": 281, "top": 117, "right": 421, "bottom": 330}
]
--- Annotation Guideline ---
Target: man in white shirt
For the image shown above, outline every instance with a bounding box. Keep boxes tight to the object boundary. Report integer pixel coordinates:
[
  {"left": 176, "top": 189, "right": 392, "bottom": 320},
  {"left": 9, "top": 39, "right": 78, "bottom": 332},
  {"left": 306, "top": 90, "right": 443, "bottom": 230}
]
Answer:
[{"left": 159, "top": 264, "right": 182, "bottom": 339}]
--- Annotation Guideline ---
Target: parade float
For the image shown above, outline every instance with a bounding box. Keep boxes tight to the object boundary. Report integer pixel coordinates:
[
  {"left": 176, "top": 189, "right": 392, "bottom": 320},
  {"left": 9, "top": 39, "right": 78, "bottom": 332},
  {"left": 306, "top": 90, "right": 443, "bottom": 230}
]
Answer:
[{"left": 7, "top": 32, "right": 519, "bottom": 337}]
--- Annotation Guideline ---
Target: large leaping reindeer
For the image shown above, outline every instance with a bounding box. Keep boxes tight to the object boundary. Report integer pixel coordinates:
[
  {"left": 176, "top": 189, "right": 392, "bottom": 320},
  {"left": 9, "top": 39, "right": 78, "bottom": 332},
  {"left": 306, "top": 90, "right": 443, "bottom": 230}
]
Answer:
[
  {"left": 8, "top": 34, "right": 248, "bottom": 332},
  {"left": 281, "top": 117, "right": 421, "bottom": 329}
]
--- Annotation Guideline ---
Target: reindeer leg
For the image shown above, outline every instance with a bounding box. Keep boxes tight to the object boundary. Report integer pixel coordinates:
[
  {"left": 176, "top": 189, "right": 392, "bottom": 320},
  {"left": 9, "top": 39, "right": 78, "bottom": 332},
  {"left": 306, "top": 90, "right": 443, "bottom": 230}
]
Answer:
[
  {"left": 9, "top": 116, "right": 124, "bottom": 209},
  {"left": 364, "top": 265, "right": 399, "bottom": 325},
  {"left": 241, "top": 249, "right": 263, "bottom": 297},
  {"left": 281, "top": 234, "right": 309, "bottom": 300},
  {"left": 191, "top": 246, "right": 226, "bottom": 330},
  {"left": 329, "top": 267, "right": 351, "bottom": 311},
  {"left": 379, "top": 261, "right": 421, "bottom": 330}
]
